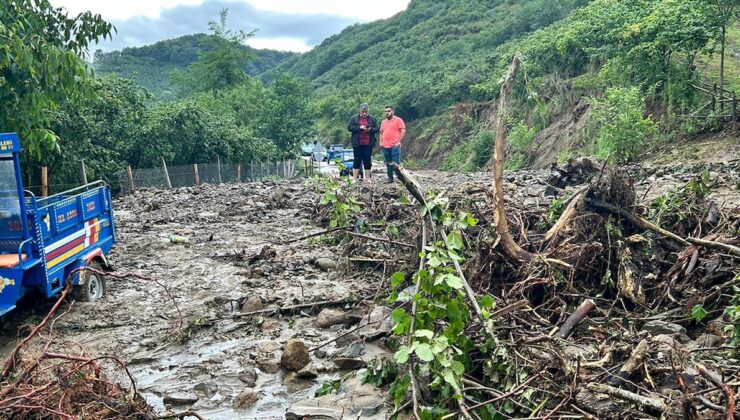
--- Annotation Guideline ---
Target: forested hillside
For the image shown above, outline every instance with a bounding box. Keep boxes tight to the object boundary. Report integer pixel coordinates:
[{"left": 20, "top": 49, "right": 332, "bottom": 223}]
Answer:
[
  {"left": 272, "top": 0, "right": 589, "bottom": 140},
  {"left": 94, "top": 34, "right": 296, "bottom": 98},
  {"left": 2, "top": 0, "right": 737, "bottom": 191},
  {"left": 272, "top": 0, "right": 738, "bottom": 170}
]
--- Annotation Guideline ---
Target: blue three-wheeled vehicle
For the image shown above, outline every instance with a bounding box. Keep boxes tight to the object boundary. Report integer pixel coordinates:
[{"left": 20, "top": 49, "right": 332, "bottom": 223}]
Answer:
[{"left": 0, "top": 132, "right": 116, "bottom": 316}]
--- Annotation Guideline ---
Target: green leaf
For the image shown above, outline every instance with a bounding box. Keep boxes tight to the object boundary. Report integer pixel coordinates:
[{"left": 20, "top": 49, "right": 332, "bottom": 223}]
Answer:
[
  {"left": 447, "top": 230, "right": 464, "bottom": 250},
  {"left": 690, "top": 304, "right": 707, "bottom": 322},
  {"left": 414, "top": 343, "right": 434, "bottom": 362},
  {"left": 390, "top": 272, "right": 405, "bottom": 288},
  {"left": 451, "top": 360, "right": 465, "bottom": 375},
  {"left": 442, "top": 369, "right": 459, "bottom": 389},
  {"left": 443, "top": 274, "right": 464, "bottom": 290},
  {"left": 394, "top": 346, "right": 411, "bottom": 364},
  {"left": 480, "top": 295, "right": 495, "bottom": 309},
  {"left": 413, "top": 329, "right": 434, "bottom": 340},
  {"left": 391, "top": 308, "right": 406, "bottom": 324}
]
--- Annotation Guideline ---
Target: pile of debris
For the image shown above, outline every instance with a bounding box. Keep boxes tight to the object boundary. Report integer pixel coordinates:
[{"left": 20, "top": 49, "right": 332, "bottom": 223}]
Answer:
[
  {"left": 0, "top": 284, "right": 155, "bottom": 419},
  {"left": 310, "top": 158, "right": 739, "bottom": 419}
]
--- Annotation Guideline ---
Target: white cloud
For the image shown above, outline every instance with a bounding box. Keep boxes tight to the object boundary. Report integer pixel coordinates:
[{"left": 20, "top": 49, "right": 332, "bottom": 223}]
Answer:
[
  {"left": 51, "top": 0, "right": 409, "bottom": 21},
  {"left": 246, "top": 37, "right": 311, "bottom": 52},
  {"left": 243, "top": 0, "right": 410, "bottom": 21},
  {"left": 50, "top": 0, "right": 205, "bottom": 20}
]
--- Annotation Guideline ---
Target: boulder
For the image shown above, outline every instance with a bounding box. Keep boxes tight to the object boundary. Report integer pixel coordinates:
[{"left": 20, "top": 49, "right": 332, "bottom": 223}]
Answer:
[{"left": 281, "top": 339, "right": 311, "bottom": 372}]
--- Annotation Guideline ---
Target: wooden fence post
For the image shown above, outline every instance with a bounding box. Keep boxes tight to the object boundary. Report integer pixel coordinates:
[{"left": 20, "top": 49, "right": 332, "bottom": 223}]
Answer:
[
  {"left": 237, "top": 163, "right": 241, "bottom": 183},
  {"left": 127, "top": 166, "right": 135, "bottom": 192},
  {"left": 282, "top": 160, "right": 286, "bottom": 178},
  {"left": 217, "top": 155, "right": 223, "bottom": 184},
  {"left": 250, "top": 161, "right": 254, "bottom": 182},
  {"left": 79, "top": 160, "right": 88, "bottom": 185},
  {"left": 194, "top": 163, "right": 200, "bottom": 186},
  {"left": 161, "top": 157, "right": 172, "bottom": 189},
  {"left": 732, "top": 91, "right": 737, "bottom": 130},
  {"left": 41, "top": 166, "right": 48, "bottom": 197},
  {"left": 276, "top": 161, "right": 279, "bottom": 178}
]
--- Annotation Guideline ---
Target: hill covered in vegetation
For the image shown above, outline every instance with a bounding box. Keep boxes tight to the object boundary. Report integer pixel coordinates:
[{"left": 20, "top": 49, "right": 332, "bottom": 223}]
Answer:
[
  {"left": 93, "top": 34, "right": 297, "bottom": 98},
  {"left": 271, "top": 0, "right": 738, "bottom": 170},
  {"left": 3, "top": 0, "right": 737, "bottom": 191}
]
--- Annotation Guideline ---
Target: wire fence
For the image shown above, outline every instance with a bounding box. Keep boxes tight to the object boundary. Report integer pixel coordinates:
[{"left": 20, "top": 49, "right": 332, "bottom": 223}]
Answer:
[{"left": 116, "top": 159, "right": 307, "bottom": 195}]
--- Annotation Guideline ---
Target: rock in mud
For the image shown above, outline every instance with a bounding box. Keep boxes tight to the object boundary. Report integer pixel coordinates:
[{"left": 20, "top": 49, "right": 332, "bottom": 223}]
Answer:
[
  {"left": 642, "top": 320, "right": 690, "bottom": 342},
  {"left": 691, "top": 334, "right": 723, "bottom": 349},
  {"left": 285, "top": 395, "right": 345, "bottom": 420},
  {"left": 297, "top": 365, "right": 319, "bottom": 380},
  {"left": 357, "top": 306, "right": 393, "bottom": 340},
  {"left": 193, "top": 381, "right": 218, "bottom": 398},
  {"left": 257, "top": 353, "right": 281, "bottom": 374},
  {"left": 333, "top": 357, "right": 366, "bottom": 370},
  {"left": 351, "top": 384, "right": 386, "bottom": 416},
  {"left": 163, "top": 392, "right": 199, "bottom": 406},
  {"left": 241, "top": 296, "right": 264, "bottom": 313},
  {"left": 315, "top": 258, "right": 337, "bottom": 271},
  {"left": 315, "top": 308, "right": 347, "bottom": 328},
  {"left": 281, "top": 339, "right": 311, "bottom": 372},
  {"left": 239, "top": 367, "right": 258, "bottom": 387},
  {"left": 233, "top": 391, "right": 259, "bottom": 409}
]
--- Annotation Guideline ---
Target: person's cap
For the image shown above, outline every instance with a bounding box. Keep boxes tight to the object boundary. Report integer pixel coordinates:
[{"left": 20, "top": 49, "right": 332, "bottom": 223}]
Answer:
[{"left": 359, "top": 103, "right": 369, "bottom": 111}]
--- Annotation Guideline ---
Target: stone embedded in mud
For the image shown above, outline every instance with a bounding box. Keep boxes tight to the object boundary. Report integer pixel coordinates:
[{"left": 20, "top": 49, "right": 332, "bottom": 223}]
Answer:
[
  {"left": 691, "top": 334, "right": 723, "bottom": 349},
  {"left": 241, "top": 296, "right": 264, "bottom": 313},
  {"left": 315, "top": 308, "right": 347, "bottom": 328},
  {"left": 233, "top": 391, "right": 259, "bottom": 409},
  {"left": 281, "top": 339, "right": 311, "bottom": 372},
  {"left": 642, "top": 320, "right": 690, "bottom": 342},
  {"left": 333, "top": 357, "right": 366, "bottom": 370},
  {"left": 163, "top": 392, "right": 199, "bottom": 406},
  {"left": 193, "top": 381, "right": 218, "bottom": 398},
  {"left": 315, "top": 258, "right": 337, "bottom": 271},
  {"left": 239, "top": 367, "right": 258, "bottom": 387},
  {"left": 357, "top": 306, "right": 394, "bottom": 340},
  {"left": 257, "top": 353, "right": 281, "bottom": 374},
  {"left": 285, "top": 395, "right": 345, "bottom": 420},
  {"left": 297, "top": 365, "right": 319, "bottom": 379}
]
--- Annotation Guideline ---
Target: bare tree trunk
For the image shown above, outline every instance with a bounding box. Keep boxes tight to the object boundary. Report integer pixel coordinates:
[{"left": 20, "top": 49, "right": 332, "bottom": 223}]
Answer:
[
  {"left": 720, "top": 25, "right": 726, "bottom": 96},
  {"left": 492, "top": 55, "right": 533, "bottom": 261}
]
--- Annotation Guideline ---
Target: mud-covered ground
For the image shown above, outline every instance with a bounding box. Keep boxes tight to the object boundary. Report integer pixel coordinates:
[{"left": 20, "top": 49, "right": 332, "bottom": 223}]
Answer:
[{"left": 1, "top": 158, "right": 738, "bottom": 419}]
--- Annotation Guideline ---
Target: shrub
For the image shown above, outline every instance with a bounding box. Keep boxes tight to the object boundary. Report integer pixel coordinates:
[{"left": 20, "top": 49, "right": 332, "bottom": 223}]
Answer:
[{"left": 586, "top": 87, "right": 656, "bottom": 163}]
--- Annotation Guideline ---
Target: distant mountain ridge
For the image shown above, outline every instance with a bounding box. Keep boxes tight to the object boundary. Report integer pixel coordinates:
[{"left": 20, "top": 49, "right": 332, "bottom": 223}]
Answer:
[{"left": 93, "top": 34, "right": 297, "bottom": 98}]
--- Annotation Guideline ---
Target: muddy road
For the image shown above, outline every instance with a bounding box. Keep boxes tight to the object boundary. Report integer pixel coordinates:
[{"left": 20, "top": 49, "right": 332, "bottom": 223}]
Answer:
[{"left": 1, "top": 160, "right": 738, "bottom": 419}]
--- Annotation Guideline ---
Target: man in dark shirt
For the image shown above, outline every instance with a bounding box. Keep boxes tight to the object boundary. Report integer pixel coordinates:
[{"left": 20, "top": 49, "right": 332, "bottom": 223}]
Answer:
[{"left": 347, "top": 103, "right": 379, "bottom": 181}]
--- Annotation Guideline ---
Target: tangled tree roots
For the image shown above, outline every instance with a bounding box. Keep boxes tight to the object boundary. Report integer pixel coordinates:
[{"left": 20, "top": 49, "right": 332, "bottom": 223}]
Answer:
[
  {"left": 0, "top": 281, "right": 155, "bottom": 419},
  {"left": 312, "top": 161, "right": 740, "bottom": 419}
]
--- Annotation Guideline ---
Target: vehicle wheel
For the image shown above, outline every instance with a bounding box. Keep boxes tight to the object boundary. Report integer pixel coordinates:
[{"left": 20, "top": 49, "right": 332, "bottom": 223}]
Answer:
[{"left": 73, "top": 262, "right": 106, "bottom": 302}]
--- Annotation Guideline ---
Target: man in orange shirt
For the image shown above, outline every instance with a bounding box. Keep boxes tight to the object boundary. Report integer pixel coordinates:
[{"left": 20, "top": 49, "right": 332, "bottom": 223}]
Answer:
[{"left": 379, "top": 106, "right": 405, "bottom": 184}]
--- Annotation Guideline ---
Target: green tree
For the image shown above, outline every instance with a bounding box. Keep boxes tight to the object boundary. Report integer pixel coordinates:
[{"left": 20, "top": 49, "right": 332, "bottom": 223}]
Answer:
[
  {"left": 48, "top": 77, "right": 151, "bottom": 187},
  {"left": 0, "top": 0, "right": 113, "bottom": 156},
  {"left": 259, "top": 74, "right": 314, "bottom": 157},
  {"left": 172, "top": 8, "right": 255, "bottom": 95},
  {"left": 708, "top": 0, "right": 740, "bottom": 93},
  {"left": 586, "top": 87, "right": 656, "bottom": 164}
]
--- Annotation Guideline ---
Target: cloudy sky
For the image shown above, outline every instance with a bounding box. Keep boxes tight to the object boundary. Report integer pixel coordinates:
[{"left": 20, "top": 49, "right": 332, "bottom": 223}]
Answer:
[{"left": 50, "top": 0, "right": 410, "bottom": 53}]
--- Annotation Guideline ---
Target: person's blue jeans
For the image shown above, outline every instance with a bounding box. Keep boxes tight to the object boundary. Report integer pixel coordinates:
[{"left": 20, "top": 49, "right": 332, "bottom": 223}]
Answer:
[{"left": 382, "top": 146, "right": 401, "bottom": 181}]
